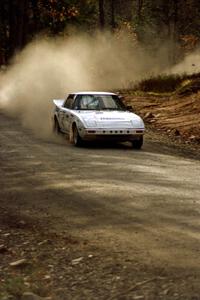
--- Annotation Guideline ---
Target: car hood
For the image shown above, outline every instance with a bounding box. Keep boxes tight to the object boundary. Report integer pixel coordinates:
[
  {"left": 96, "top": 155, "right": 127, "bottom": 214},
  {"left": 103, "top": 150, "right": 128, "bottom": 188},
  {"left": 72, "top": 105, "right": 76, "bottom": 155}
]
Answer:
[{"left": 76, "top": 110, "right": 144, "bottom": 129}]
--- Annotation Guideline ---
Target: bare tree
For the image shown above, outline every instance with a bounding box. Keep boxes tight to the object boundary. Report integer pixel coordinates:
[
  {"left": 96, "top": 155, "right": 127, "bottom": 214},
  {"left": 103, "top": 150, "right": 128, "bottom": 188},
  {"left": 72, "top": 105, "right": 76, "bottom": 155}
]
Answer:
[
  {"left": 99, "top": 0, "right": 105, "bottom": 29},
  {"left": 8, "top": 0, "right": 29, "bottom": 58},
  {"left": 110, "top": 0, "right": 116, "bottom": 29},
  {"left": 137, "top": 0, "right": 143, "bottom": 21}
]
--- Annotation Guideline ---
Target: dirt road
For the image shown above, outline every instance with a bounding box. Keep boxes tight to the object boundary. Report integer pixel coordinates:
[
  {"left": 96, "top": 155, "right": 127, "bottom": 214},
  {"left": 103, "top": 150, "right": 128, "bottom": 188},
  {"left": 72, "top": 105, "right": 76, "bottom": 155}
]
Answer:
[{"left": 0, "top": 111, "right": 200, "bottom": 300}]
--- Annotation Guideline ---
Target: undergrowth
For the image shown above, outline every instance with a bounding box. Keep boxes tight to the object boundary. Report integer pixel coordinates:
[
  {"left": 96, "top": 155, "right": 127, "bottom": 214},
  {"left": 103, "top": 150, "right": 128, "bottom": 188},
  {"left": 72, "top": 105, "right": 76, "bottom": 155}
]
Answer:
[{"left": 131, "top": 72, "right": 200, "bottom": 94}]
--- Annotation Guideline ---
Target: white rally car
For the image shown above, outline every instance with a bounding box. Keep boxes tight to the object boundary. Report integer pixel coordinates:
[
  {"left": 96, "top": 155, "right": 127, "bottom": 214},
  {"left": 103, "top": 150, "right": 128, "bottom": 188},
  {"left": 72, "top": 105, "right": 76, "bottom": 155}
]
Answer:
[{"left": 53, "top": 92, "right": 145, "bottom": 149}]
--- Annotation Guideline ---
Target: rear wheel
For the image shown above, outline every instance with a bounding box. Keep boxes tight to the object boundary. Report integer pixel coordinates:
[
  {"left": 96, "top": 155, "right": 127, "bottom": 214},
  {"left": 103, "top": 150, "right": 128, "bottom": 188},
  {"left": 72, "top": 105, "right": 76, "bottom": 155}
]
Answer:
[
  {"left": 72, "top": 124, "right": 83, "bottom": 147},
  {"left": 132, "top": 136, "right": 143, "bottom": 149},
  {"left": 53, "top": 118, "right": 61, "bottom": 134}
]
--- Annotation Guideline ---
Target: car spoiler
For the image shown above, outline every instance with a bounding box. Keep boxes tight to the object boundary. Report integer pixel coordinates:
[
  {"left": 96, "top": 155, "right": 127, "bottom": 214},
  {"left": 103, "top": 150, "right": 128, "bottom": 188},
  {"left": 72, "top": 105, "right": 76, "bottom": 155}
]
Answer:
[{"left": 53, "top": 99, "right": 65, "bottom": 107}]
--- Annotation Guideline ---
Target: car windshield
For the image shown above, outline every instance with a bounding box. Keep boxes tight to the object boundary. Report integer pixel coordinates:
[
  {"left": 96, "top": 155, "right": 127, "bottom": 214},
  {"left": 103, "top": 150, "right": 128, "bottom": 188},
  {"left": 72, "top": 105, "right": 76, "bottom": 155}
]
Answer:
[{"left": 76, "top": 95, "right": 126, "bottom": 111}]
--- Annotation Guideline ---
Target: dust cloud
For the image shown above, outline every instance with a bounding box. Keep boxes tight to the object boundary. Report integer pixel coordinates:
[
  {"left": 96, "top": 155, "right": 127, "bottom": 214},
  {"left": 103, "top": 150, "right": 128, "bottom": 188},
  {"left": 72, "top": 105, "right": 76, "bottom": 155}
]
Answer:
[
  {"left": 170, "top": 51, "right": 200, "bottom": 74},
  {"left": 0, "top": 31, "right": 193, "bottom": 138}
]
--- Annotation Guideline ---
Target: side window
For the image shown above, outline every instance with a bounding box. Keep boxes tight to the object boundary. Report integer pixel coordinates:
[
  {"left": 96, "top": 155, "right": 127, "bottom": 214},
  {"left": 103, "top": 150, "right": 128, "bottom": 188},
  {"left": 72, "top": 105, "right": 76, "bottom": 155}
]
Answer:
[
  {"left": 73, "top": 95, "right": 80, "bottom": 110},
  {"left": 64, "top": 94, "right": 74, "bottom": 109}
]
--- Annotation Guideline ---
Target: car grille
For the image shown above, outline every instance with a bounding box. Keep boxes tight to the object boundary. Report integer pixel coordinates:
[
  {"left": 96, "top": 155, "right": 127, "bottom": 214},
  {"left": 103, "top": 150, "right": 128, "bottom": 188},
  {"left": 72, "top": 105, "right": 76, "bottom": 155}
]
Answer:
[{"left": 96, "top": 121, "right": 133, "bottom": 128}]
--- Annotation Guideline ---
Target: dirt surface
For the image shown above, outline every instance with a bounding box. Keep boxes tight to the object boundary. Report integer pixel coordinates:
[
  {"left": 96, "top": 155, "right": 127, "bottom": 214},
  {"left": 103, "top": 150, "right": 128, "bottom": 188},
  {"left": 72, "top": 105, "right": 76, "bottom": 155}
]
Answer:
[
  {"left": 0, "top": 110, "right": 200, "bottom": 300},
  {"left": 123, "top": 92, "right": 200, "bottom": 145}
]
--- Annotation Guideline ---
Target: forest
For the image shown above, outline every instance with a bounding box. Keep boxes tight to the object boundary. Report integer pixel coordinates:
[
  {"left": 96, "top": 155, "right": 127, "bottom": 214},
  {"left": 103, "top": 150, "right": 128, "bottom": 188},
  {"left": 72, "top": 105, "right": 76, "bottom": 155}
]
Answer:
[{"left": 0, "top": 0, "right": 200, "bottom": 67}]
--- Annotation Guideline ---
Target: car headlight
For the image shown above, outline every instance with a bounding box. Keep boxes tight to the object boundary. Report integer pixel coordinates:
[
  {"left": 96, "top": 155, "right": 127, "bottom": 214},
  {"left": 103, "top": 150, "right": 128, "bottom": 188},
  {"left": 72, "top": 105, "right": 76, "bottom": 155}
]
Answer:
[{"left": 131, "top": 117, "right": 144, "bottom": 128}]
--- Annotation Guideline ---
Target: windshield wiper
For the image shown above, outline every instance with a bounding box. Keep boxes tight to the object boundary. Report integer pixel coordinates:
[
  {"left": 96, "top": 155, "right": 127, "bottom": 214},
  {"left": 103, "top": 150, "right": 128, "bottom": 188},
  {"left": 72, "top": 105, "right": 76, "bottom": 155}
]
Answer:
[{"left": 102, "top": 108, "right": 122, "bottom": 110}]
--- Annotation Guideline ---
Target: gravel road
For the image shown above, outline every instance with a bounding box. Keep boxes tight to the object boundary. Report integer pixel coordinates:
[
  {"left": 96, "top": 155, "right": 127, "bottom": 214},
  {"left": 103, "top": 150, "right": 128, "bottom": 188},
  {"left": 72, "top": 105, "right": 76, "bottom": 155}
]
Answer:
[{"left": 0, "top": 111, "right": 200, "bottom": 300}]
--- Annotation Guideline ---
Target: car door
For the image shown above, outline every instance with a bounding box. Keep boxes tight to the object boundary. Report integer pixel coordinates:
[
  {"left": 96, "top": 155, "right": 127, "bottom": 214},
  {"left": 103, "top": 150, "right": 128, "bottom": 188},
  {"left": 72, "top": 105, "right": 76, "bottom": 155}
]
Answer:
[{"left": 61, "top": 94, "right": 75, "bottom": 133}]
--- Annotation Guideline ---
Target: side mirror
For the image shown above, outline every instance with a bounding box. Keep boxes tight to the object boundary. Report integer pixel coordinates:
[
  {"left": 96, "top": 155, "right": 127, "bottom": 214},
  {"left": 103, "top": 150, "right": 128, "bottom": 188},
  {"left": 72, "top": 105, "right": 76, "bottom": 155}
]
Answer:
[{"left": 126, "top": 105, "right": 133, "bottom": 111}]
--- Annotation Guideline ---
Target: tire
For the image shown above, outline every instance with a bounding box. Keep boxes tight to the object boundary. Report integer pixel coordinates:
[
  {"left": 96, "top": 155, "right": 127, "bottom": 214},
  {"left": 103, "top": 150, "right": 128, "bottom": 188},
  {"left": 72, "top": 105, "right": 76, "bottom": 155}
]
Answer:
[
  {"left": 53, "top": 118, "right": 61, "bottom": 134},
  {"left": 72, "top": 124, "right": 83, "bottom": 147},
  {"left": 132, "top": 136, "right": 143, "bottom": 149}
]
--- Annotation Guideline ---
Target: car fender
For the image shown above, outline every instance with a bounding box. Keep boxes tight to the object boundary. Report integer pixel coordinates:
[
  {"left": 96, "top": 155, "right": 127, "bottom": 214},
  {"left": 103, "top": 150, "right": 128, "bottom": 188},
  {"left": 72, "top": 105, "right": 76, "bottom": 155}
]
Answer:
[
  {"left": 70, "top": 112, "right": 87, "bottom": 129},
  {"left": 54, "top": 111, "right": 63, "bottom": 129}
]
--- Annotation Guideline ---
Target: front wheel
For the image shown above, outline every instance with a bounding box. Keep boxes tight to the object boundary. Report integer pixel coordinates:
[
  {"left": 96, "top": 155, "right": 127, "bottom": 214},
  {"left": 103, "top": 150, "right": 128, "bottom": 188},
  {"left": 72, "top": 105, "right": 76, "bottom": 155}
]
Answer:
[
  {"left": 72, "top": 125, "right": 83, "bottom": 147},
  {"left": 132, "top": 136, "right": 143, "bottom": 149}
]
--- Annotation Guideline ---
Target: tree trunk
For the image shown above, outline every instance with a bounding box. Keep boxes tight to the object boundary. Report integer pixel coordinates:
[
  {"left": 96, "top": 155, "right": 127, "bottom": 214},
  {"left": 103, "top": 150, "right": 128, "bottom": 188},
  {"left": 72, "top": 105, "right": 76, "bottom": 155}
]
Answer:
[
  {"left": 0, "top": 1, "right": 7, "bottom": 64},
  {"left": 137, "top": 0, "right": 143, "bottom": 21},
  {"left": 169, "top": 0, "right": 179, "bottom": 64},
  {"left": 8, "top": 0, "right": 29, "bottom": 59},
  {"left": 110, "top": 0, "right": 116, "bottom": 30},
  {"left": 31, "top": 0, "right": 40, "bottom": 33},
  {"left": 18, "top": 0, "right": 29, "bottom": 48},
  {"left": 99, "top": 0, "right": 105, "bottom": 29}
]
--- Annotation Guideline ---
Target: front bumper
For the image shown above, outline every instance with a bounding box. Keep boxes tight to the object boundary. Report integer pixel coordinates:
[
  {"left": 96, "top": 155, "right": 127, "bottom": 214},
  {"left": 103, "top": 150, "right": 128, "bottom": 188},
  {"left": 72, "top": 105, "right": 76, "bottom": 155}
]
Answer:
[{"left": 79, "top": 127, "right": 144, "bottom": 141}]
